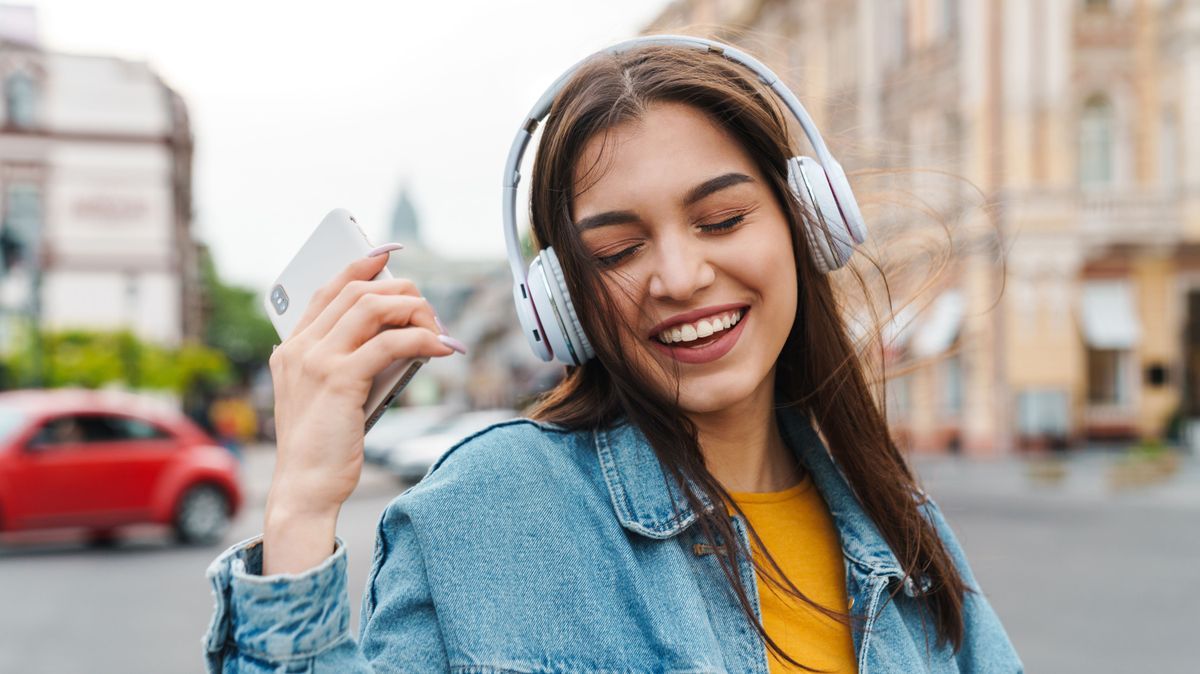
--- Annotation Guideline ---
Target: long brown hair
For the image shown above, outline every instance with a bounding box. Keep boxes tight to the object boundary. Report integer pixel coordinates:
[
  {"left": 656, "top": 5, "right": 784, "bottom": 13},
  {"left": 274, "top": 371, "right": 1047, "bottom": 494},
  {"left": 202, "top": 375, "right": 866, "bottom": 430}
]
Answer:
[{"left": 524, "top": 43, "right": 968, "bottom": 668}]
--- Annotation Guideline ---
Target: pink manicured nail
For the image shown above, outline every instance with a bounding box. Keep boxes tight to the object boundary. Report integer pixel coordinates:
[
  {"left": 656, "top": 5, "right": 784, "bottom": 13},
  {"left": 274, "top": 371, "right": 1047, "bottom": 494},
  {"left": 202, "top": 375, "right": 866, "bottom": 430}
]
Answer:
[
  {"left": 434, "top": 315, "right": 447, "bottom": 335},
  {"left": 437, "top": 334, "right": 468, "bottom": 355},
  {"left": 367, "top": 243, "right": 404, "bottom": 257}
]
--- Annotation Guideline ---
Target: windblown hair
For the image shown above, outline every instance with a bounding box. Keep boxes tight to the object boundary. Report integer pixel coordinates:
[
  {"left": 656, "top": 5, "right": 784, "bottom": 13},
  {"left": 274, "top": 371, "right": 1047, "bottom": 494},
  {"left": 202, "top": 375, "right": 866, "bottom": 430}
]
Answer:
[{"left": 524, "top": 43, "right": 968, "bottom": 668}]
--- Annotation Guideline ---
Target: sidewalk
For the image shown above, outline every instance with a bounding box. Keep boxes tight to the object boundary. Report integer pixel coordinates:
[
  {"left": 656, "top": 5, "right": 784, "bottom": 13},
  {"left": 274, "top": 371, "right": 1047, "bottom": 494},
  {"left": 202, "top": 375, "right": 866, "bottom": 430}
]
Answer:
[{"left": 911, "top": 451, "right": 1200, "bottom": 510}]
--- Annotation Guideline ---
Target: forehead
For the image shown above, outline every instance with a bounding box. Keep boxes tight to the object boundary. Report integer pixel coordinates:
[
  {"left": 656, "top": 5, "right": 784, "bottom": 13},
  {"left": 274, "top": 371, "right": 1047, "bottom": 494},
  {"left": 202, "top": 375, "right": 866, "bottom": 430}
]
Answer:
[{"left": 571, "top": 102, "right": 760, "bottom": 212}]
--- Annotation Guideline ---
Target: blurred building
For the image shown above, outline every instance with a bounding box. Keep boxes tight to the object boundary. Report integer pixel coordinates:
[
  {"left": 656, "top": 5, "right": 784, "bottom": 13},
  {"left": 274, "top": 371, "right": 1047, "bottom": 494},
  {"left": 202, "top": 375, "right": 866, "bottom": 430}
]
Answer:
[
  {"left": 381, "top": 185, "right": 562, "bottom": 409},
  {"left": 0, "top": 5, "right": 202, "bottom": 354},
  {"left": 649, "top": 0, "right": 1200, "bottom": 454}
]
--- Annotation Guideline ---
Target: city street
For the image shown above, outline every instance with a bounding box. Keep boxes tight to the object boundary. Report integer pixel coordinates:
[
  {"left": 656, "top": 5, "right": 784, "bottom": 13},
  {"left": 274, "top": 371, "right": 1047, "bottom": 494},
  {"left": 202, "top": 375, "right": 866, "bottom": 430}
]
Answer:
[{"left": 1, "top": 446, "right": 1196, "bottom": 673}]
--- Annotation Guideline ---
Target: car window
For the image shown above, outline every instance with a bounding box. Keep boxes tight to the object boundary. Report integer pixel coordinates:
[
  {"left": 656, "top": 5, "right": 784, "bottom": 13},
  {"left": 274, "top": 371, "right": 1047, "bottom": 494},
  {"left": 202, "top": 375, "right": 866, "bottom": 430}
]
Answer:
[
  {"left": 0, "top": 405, "right": 27, "bottom": 443},
  {"left": 30, "top": 416, "right": 89, "bottom": 446},
  {"left": 31, "top": 414, "right": 171, "bottom": 447}
]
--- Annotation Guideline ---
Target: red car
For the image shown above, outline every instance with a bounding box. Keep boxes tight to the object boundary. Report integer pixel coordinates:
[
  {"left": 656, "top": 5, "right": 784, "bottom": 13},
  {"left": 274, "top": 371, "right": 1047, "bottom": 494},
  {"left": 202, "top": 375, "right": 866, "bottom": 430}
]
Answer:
[{"left": 0, "top": 388, "right": 242, "bottom": 545}]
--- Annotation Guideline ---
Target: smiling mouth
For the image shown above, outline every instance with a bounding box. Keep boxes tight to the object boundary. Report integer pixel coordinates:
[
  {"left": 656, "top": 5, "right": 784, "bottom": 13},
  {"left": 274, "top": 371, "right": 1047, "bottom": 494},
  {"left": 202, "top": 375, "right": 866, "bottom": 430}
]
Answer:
[{"left": 653, "top": 307, "right": 747, "bottom": 347}]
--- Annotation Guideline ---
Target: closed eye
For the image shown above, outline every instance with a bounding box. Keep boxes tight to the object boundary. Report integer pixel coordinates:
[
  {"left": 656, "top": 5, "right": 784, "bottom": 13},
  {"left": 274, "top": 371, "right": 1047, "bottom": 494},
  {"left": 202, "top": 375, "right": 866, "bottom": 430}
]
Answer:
[
  {"left": 699, "top": 214, "right": 745, "bottom": 233},
  {"left": 595, "top": 242, "right": 642, "bottom": 267}
]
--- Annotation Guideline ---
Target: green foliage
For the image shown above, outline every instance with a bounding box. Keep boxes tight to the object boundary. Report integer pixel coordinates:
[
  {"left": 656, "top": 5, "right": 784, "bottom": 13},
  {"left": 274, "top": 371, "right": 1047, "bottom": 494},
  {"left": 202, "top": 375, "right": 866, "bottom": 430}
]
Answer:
[
  {"left": 199, "top": 247, "right": 278, "bottom": 378},
  {"left": 2, "top": 327, "right": 231, "bottom": 394}
]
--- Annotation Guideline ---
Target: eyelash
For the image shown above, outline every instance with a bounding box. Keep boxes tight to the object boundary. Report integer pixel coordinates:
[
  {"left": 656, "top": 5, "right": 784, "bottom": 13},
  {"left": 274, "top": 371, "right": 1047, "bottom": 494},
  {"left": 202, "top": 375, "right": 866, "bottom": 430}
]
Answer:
[{"left": 595, "top": 214, "right": 746, "bottom": 267}]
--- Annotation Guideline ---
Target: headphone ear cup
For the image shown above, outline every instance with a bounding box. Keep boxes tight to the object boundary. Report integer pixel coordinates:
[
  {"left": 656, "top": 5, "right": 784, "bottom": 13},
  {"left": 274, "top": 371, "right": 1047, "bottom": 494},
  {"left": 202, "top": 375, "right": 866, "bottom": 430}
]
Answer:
[
  {"left": 787, "top": 156, "right": 855, "bottom": 273},
  {"left": 526, "top": 247, "right": 594, "bottom": 366},
  {"left": 540, "top": 248, "right": 594, "bottom": 364}
]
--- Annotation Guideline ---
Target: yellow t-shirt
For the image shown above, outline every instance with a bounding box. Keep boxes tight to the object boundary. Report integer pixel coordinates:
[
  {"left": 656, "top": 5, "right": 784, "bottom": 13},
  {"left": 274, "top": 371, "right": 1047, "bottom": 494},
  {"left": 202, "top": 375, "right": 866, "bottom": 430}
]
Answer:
[{"left": 727, "top": 476, "right": 858, "bottom": 673}]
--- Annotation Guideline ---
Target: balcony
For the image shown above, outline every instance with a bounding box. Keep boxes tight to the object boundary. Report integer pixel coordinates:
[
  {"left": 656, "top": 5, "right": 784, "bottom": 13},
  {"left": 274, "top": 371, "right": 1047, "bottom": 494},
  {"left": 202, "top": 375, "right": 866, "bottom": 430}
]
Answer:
[{"left": 1079, "top": 191, "right": 1182, "bottom": 247}]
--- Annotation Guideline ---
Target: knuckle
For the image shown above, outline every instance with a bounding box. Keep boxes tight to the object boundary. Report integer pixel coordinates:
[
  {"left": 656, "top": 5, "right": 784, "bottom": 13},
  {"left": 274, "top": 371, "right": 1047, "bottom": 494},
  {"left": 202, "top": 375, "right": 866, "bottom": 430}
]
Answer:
[
  {"left": 358, "top": 292, "right": 389, "bottom": 316},
  {"left": 345, "top": 279, "right": 371, "bottom": 297}
]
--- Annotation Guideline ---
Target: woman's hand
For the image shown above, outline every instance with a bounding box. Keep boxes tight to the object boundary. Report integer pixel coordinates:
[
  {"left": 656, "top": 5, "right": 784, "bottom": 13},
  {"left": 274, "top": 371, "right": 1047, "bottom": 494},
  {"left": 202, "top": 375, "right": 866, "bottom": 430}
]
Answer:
[{"left": 262, "top": 247, "right": 465, "bottom": 574}]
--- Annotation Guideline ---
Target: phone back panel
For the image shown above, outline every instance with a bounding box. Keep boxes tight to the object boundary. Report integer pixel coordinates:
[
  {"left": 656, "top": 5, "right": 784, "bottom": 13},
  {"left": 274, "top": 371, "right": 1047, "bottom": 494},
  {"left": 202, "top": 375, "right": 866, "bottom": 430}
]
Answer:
[
  {"left": 265, "top": 208, "right": 382, "bottom": 339},
  {"left": 264, "top": 208, "right": 426, "bottom": 432}
]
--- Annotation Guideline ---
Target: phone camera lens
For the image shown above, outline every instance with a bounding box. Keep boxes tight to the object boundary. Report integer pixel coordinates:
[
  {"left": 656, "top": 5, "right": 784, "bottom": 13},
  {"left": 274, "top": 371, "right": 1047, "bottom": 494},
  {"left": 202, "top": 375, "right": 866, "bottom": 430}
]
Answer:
[{"left": 271, "top": 285, "right": 290, "bottom": 314}]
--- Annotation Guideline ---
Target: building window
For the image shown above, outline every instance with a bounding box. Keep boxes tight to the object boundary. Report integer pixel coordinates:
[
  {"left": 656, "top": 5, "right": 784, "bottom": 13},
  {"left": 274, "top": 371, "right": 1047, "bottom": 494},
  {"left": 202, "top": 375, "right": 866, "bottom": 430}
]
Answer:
[
  {"left": 1, "top": 183, "right": 41, "bottom": 272},
  {"left": 940, "top": 0, "right": 959, "bottom": 39},
  {"left": 1017, "top": 389, "right": 1070, "bottom": 438},
  {"left": 1087, "top": 348, "right": 1131, "bottom": 406},
  {"left": 1079, "top": 94, "right": 1114, "bottom": 188},
  {"left": 1161, "top": 109, "right": 1179, "bottom": 192},
  {"left": 942, "top": 354, "right": 963, "bottom": 416},
  {"left": 887, "top": 374, "right": 911, "bottom": 421},
  {"left": 4, "top": 71, "right": 37, "bottom": 129}
]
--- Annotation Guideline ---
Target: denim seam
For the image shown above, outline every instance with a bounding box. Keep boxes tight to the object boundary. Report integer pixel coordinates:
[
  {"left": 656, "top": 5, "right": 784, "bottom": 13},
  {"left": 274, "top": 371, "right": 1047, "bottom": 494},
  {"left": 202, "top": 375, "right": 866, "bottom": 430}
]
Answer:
[
  {"left": 235, "top": 631, "right": 353, "bottom": 665},
  {"left": 856, "top": 575, "right": 892, "bottom": 674},
  {"left": 594, "top": 426, "right": 695, "bottom": 539},
  {"left": 395, "top": 494, "right": 452, "bottom": 660},
  {"left": 427, "top": 418, "right": 568, "bottom": 477}
]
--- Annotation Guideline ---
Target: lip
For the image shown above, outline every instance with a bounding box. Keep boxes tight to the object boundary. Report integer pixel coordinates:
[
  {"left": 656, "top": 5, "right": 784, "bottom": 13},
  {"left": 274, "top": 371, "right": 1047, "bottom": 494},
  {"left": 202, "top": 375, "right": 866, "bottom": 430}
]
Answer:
[
  {"left": 646, "top": 302, "right": 751, "bottom": 339},
  {"left": 649, "top": 307, "right": 750, "bottom": 365}
]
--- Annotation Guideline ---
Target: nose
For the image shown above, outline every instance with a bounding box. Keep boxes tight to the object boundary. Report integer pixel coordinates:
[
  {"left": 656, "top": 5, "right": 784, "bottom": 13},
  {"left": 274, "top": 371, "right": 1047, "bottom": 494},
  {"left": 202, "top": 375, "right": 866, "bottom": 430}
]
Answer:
[{"left": 647, "top": 235, "right": 715, "bottom": 302}]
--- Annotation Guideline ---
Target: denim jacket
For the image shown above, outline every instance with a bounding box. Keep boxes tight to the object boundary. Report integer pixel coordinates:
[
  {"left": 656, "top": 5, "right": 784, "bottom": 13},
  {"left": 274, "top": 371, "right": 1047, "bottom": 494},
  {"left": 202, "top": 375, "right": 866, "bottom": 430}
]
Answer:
[{"left": 203, "top": 409, "right": 1022, "bottom": 673}]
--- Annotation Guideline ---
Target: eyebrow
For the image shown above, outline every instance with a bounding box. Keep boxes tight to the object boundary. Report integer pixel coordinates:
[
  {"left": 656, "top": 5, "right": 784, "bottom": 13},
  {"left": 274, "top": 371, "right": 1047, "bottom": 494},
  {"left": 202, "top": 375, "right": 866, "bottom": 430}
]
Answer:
[{"left": 573, "top": 172, "right": 755, "bottom": 230}]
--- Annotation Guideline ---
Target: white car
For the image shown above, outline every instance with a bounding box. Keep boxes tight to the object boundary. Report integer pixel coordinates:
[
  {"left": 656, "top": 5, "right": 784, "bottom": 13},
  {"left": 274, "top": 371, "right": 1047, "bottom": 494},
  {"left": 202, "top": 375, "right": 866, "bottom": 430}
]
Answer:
[
  {"left": 386, "top": 409, "right": 519, "bottom": 482},
  {"left": 362, "top": 405, "right": 457, "bottom": 466}
]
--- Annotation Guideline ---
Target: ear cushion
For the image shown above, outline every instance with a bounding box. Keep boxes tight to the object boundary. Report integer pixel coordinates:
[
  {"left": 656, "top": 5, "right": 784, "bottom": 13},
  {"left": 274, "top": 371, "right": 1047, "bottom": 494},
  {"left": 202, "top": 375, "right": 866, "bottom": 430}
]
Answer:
[
  {"left": 532, "top": 245, "right": 592, "bottom": 362},
  {"left": 787, "top": 156, "right": 856, "bottom": 273},
  {"left": 821, "top": 159, "right": 868, "bottom": 247}
]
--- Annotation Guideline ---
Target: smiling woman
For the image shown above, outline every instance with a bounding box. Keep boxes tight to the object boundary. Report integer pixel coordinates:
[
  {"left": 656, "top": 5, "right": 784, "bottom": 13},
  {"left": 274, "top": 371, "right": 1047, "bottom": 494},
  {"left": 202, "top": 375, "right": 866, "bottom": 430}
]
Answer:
[{"left": 202, "top": 36, "right": 1021, "bottom": 674}]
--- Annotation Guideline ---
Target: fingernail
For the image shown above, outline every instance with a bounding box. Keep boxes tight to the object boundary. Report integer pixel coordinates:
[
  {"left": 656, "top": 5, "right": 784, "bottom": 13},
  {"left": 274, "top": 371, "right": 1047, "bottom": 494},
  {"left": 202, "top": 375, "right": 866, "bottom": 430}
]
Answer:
[
  {"left": 367, "top": 243, "right": 404, "bottom": 257},
  {"left": 437, "top": 334, "right": 468, "bottom": 355},
  {"left": 434, "top": 315, "right": 447, "bottom": 335}
]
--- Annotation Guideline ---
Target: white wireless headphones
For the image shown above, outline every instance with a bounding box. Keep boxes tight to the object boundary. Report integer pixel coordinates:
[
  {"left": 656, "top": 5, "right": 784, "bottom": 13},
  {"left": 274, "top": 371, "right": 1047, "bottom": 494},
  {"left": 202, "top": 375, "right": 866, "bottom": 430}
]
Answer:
[{"left": 502, "top": 35, "right": 868, "bottom": 366}]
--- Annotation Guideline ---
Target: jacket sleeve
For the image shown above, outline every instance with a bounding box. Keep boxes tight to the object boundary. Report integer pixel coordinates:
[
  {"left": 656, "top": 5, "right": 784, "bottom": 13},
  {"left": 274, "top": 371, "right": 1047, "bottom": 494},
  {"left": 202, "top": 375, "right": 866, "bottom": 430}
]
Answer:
[
  {"left": 921, "top": 496, "right": 1025, "bottom": 673},
  {"left": 202, "top": 495, "right": 448, "bottom": 673}
]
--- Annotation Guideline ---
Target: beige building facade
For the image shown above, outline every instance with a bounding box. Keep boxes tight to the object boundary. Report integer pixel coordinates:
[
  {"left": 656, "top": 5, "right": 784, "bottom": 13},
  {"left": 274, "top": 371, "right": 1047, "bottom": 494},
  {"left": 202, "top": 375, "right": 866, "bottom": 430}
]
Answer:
[
  {"left": 0, "top": 5, "right": 202, "bottom": 353},
  {"left": 648, "top": 0, "right": 1200, "bottom": 454}
]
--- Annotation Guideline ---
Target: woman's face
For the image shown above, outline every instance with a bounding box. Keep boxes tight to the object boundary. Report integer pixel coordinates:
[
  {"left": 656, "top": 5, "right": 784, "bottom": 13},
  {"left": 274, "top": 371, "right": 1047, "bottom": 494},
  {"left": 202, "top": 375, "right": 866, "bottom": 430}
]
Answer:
[{"left": 571, "top": 102, "right": 799, "bottom": 415}]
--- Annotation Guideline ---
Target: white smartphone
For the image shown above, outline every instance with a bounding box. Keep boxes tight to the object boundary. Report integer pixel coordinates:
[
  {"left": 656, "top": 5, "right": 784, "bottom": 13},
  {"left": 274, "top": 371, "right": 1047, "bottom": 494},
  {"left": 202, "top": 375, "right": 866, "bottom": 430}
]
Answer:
[{"left": 263, "top": 208, "right": 427, "bottom": 433}]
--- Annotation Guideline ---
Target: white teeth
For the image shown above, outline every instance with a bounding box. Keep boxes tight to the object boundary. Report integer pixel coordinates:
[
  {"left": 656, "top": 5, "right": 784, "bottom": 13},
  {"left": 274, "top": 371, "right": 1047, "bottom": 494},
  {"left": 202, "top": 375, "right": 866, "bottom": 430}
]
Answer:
[{"left": 656, "top": 309, "right": 745, "bottom": 344}]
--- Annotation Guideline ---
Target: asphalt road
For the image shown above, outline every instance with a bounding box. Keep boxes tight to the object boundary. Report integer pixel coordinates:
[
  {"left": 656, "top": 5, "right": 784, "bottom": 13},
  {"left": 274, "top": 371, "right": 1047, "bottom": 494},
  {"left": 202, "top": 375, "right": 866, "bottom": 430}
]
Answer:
[{"left": 0, "top": 446, "right": 1195, "bottom": 673}]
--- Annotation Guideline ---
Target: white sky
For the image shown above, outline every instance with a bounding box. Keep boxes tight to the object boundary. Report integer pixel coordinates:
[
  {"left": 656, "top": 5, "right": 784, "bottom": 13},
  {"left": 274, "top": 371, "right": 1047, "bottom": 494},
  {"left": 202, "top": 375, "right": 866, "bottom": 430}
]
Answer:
[{"left": 28, "top": 0, "right": 672, "bottom": 287}]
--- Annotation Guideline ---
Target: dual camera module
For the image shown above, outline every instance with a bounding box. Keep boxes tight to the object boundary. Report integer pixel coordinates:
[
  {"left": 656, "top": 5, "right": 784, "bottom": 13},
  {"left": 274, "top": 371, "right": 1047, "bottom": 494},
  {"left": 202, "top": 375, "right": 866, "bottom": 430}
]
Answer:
[{"left": 270, "top": 285, "right": 289, "bottom": 315}]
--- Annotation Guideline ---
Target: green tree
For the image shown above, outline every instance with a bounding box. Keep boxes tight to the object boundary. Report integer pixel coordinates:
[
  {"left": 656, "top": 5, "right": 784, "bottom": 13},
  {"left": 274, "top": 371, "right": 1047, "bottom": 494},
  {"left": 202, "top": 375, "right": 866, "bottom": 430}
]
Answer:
[
  {"left": 2, "top": 327, "right": 230, "bottom": 394},
  {"left": 199, "top": 247, "right": 278, "bottom": 381}
]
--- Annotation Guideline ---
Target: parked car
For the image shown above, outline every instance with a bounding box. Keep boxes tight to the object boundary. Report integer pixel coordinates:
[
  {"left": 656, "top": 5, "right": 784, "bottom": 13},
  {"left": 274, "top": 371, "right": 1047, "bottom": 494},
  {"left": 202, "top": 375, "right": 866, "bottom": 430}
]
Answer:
[
  {"left": 0, "top": 389, "right": 243, "bottom": 546},
  {"left": 386, "top": 409, "right": 519, "bottom": 482},
  {"left": 362, "top": 404, "right": 456, "bottom": 466}
]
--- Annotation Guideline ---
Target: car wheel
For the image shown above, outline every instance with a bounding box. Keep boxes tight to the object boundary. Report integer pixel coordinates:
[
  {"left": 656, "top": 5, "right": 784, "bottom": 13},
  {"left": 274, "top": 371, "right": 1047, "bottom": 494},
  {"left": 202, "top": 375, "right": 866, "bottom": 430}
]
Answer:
[
  {"left": 86, "top": 529, "right": 120, "bottom": 548},
  {"left": 173, "top": 484, "right": 231, "bottom": 545}
]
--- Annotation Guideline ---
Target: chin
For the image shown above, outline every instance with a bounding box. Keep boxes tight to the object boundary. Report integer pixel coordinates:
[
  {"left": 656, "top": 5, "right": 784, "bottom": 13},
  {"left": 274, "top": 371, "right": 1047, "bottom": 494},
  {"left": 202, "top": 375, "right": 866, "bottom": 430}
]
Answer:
[{"left": 674, "top": 375, "right": 766, "bottom": 415}]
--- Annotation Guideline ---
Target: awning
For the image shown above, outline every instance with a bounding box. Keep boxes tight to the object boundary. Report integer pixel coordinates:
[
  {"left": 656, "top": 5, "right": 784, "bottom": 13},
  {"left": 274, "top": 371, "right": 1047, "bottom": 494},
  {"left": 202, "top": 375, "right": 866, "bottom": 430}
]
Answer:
[
  {"left": 1079, "top": 280, "right": 1140, "bottom": 349},
  {"left": 912, "top": 289, "right": 964, "bottom": 357}
]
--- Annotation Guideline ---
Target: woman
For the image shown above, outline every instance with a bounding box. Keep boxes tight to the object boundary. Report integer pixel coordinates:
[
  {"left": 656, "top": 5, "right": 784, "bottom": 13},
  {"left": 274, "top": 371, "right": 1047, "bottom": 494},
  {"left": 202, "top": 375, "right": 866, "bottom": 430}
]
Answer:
[{"left": 204, "top": 38, "right": 1021, "bottom": 673}]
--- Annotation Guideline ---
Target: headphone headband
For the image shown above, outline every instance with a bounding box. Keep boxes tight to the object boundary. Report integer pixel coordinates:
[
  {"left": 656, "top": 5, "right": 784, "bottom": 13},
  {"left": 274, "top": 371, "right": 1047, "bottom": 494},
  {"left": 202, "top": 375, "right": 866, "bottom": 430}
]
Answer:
[{"left": 502, "top": 34, "right": 843, "bottom": 284}]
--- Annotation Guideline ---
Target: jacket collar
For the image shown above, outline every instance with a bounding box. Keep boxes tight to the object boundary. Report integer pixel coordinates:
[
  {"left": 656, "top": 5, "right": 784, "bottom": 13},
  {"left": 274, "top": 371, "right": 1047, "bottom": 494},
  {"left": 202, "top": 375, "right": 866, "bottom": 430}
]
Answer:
[{"left": 593, "top": 407, "right": 904, "bottom": 576}]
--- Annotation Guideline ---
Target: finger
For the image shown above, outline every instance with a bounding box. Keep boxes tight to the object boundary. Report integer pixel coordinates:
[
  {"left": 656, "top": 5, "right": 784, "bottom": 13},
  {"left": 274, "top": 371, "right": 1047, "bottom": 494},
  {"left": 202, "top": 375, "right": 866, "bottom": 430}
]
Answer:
[
  {"left": 302, "top": 277, "right": 423, "bottom": 342},
  {"left": 324, "top": 293, "right": 440, "bottom": 352},
  {"left": 342, "top": 326, "right": 454, "bottom": 381},
  {"left": 290, "top": 253, "right": 393, "bottom": 337}
]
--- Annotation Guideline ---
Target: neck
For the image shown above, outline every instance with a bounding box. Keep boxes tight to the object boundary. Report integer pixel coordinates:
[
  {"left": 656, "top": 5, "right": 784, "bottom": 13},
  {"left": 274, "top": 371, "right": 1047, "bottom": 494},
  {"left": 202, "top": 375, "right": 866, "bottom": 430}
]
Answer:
[{"left": 687, "top": 369, "right": 800, "bottom": 493}]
